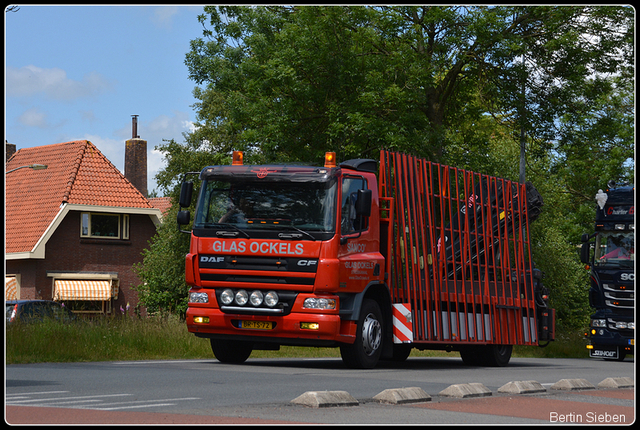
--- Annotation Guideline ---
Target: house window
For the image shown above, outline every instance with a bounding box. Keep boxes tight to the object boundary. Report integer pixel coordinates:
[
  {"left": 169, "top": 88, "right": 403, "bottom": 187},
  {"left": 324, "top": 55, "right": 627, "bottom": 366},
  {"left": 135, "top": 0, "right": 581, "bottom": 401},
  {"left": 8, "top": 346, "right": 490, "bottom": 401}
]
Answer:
[{"left": 81, "top": 212, "right": 129, "bottom": 239}]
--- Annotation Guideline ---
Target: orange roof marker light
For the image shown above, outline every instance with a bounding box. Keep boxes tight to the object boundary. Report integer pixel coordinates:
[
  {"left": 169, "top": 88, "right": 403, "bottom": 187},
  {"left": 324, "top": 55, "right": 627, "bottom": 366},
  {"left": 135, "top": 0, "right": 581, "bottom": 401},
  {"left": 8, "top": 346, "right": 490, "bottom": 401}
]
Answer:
[
  {"left": 324, "top": 152, "right": 337, "bottom": 168},
  {"left": 232, "top": 151, "right": 244, "bottom": 165}
]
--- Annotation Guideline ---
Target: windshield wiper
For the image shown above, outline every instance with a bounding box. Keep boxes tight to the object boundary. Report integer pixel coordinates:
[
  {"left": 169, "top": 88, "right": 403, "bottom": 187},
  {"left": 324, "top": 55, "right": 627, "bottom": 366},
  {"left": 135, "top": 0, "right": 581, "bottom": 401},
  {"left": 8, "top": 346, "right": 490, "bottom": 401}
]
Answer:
[
  {"left": 204, "top": 223, "right": 251, "bottom": 239},
  {"left": 277, "top": 225, "right": 317, "bottom": 241}
]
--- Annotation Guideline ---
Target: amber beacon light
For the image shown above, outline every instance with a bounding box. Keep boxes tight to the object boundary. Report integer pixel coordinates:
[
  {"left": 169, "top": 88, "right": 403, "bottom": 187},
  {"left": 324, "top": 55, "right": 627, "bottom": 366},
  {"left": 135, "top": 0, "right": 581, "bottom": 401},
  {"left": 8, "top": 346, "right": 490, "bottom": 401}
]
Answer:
[
  {"left": 232, "top": 151, "right": 244, "bottom": 165},
  {"left": 324, "top": 152, "right": 337, "bottom": 168}
]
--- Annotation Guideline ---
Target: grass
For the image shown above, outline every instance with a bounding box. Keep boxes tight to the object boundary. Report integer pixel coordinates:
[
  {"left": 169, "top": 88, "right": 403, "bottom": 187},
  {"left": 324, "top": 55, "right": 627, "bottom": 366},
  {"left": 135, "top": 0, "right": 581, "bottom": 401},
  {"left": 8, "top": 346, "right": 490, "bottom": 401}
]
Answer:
[{"left": 6, "top": 316, "right": 593, "bottom": 364}]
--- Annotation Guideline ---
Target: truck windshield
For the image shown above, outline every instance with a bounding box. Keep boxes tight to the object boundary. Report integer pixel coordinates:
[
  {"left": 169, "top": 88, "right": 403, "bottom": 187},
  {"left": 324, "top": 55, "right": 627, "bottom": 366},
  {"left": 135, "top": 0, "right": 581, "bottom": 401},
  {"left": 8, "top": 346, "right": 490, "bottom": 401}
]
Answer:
[
  {"left": 594, "top": 231, "right": 635, "bottom": 268},
  {"left": 194, "top": 179, "right": 338, "bottom": 239}
]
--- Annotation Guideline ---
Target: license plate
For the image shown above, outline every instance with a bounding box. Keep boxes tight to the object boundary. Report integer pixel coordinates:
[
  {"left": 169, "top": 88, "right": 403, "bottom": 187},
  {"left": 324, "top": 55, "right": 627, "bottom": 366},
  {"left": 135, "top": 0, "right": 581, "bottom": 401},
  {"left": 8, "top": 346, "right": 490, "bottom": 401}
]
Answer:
[
  {"left": 240, "top": 320, "right": 273, "bottom": 330},
  {"left": 590, "top": 348, "right": 618, "bottom": 359},
  {"left": 630, "top": 339, "right": 635, "bottom": 346}
]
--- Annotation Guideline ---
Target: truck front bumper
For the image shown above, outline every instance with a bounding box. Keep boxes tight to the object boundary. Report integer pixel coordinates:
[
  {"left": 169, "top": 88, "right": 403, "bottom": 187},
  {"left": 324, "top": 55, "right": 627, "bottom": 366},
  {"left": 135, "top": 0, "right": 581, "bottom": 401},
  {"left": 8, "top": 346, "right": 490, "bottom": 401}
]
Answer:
[{"left": 186, "top": 307, "right": 356, "bottom": 346}]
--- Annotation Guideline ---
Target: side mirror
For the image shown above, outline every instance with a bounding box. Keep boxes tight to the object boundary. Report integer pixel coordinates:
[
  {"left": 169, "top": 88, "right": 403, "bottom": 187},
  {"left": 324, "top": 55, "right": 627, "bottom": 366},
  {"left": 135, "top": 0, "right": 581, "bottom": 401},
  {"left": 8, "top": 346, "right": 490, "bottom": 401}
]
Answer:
[
  {"left": 177, "top": 210, "right": 191, "bottom": 226},
  {"left": 179, "top": 181, "right": 193, "bottom": 208},
  {"left": 355, "top": 189, "right": 372, "bottom": 217},
  {"left": 579, "top": 242, "right": 591, "bottom": 265}
]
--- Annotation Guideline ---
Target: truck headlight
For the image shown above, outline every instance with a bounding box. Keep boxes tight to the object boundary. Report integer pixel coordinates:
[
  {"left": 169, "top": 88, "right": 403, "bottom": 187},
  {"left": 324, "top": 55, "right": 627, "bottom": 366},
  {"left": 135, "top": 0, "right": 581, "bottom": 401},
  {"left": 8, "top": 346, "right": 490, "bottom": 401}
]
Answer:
[
  {"left": 189, "top": 292, "right": 209, "bottom": 303},
  {"left": 264, "top": 291, "right": 279, "bottom": 307},
  {"left": 250, "top": 290, "right": 264, "bottom": 306},
  {"left": 220, "top": 289, "right": 234, "bottom": 305},
  {"left": 235, "top": 289, "right": 249, "bottom": 306},
  {"left": 303, "top": 297, "right": 336, "bottom": 310},
  {"left": 591, "top": 319, "right": 607, "bottom": 328}
]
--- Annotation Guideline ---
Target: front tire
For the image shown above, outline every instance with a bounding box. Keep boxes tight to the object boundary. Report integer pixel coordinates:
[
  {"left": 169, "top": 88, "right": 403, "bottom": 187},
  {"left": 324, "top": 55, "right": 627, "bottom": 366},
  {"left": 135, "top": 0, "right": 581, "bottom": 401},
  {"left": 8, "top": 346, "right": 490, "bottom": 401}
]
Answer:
[
  {"left": 210, "top": 339, "right": 253, "bottom": 364},
  {"left": 340, "top": 299, "right": 384, "bottom": 369}
]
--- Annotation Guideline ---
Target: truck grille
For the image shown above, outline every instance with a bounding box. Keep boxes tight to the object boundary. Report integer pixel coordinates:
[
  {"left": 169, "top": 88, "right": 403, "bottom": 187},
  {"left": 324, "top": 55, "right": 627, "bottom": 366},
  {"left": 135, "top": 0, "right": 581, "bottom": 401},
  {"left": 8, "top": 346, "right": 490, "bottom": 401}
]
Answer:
[
  {"left": 198, "top": 255, "right": 318, "bottom": 288},
  {"left": 603, "top": 283, "right": 634, "bottom": 309}
]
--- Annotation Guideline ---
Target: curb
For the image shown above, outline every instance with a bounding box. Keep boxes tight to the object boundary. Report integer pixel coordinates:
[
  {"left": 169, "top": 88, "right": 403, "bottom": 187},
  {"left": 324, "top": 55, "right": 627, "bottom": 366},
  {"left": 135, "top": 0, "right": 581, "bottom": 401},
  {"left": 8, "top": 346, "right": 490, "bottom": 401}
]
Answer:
[
  {"left": 438, "top": 383, "right": 491, "bottom": 398},
  {"left": 498, "top": 380, "right": 546, "bottom": 394},
  {"left": 598, "top": 377, "right": 634, "bottom": 389},
  {"left": 550, "top": 378, "right": 595, "bottom": 391},
  {"left": 290, "top": 376, "right": 633, "bottom": 408},
  {"left": 373, "top": 387, "right": 431, "bottom": 404},
  {"left": 291, "top": 391, "right": 358, "bottom": 408}
]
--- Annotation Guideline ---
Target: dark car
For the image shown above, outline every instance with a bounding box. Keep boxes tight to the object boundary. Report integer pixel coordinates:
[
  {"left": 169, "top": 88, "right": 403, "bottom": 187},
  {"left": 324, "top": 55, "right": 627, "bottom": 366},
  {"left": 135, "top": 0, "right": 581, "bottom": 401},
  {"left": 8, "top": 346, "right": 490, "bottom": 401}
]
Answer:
[{"left": 6, "top": 300, "right": 76, "bottom": 324}]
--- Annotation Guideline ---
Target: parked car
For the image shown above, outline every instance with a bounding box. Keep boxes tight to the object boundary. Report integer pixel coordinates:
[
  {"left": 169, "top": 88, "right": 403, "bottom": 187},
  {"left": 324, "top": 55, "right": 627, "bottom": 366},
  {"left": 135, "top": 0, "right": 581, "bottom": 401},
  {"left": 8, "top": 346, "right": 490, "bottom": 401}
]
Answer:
[{"left": 6, "top": 300, "right": 76, "bottom": 324}]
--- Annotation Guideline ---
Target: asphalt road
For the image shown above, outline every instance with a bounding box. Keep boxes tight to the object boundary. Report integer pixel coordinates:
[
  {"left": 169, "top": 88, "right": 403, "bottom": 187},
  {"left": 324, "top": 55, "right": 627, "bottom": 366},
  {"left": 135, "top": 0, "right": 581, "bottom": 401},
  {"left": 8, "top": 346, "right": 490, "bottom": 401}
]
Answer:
[{"left": 5, "top": 356, "right": 635, "bottom": 424}]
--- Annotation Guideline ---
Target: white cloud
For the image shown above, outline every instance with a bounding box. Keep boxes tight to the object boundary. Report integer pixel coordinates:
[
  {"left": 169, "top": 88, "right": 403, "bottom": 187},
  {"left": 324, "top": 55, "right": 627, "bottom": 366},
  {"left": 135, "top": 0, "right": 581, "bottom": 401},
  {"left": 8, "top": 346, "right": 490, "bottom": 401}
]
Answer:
[
  {"left": 6, "top": 65, "right": 113, "bottom": 100},
  {"left": 150, "top": 6, "right": 179, "bottom": 30},
  {"left": 17, "top": 107, "right": 50, "bottom": 128}
]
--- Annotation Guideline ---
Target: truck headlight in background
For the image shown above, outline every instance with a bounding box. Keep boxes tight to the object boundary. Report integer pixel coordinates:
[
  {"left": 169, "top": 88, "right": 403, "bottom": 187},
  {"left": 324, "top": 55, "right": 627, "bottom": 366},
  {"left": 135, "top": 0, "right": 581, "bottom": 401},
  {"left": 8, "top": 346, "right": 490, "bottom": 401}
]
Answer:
[
  {"left": 189, "top": 292, "right": 209, "bottom": 303},
  {"left": 591, "top": 319, "right": 607, "bottom": 327},
  {"left": 303, "top": 297, "right": 337, "bottom": 310}
]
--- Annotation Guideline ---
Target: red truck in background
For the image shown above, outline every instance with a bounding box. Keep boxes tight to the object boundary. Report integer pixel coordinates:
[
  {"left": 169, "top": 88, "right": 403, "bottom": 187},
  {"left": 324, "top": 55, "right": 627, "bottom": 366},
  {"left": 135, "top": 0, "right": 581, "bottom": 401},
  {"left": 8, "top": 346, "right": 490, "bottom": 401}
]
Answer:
[{"left": 177, "top": 150, "right": 554, "bottom": 368}]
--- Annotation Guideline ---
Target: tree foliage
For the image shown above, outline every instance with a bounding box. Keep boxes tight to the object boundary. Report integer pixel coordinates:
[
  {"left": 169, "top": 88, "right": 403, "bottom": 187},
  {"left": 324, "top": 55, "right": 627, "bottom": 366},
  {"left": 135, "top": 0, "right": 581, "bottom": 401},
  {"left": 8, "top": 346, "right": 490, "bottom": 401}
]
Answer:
[{"left": 138, "top": 6, "right": 633, "bottom": 331}]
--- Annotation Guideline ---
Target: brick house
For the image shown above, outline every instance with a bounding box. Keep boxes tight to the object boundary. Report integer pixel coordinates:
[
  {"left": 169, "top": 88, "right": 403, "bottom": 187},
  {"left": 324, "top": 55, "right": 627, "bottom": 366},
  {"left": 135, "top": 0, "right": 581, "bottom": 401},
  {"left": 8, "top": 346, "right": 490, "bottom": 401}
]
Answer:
[{"left": 5, "top": 139, "right": 163, "bottom": 315}]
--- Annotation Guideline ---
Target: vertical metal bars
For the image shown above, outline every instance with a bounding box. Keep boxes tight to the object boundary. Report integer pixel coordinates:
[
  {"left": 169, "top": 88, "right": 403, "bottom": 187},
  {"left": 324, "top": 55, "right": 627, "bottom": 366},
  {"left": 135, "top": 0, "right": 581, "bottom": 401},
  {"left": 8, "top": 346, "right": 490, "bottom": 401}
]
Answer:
[{"left": 379, "top": 150, "right": 538, "bottom": 346}]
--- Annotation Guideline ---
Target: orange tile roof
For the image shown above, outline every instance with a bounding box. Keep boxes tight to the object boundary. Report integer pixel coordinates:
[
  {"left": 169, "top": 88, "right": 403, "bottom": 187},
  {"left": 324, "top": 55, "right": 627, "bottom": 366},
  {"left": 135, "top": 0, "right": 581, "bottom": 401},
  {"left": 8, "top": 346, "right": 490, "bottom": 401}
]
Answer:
[
  {"left": 148, "top": 196, "right": 173, "bottom": 217},
  {"left": 6, "top": 140, "right": 154, "bottom": 254}
]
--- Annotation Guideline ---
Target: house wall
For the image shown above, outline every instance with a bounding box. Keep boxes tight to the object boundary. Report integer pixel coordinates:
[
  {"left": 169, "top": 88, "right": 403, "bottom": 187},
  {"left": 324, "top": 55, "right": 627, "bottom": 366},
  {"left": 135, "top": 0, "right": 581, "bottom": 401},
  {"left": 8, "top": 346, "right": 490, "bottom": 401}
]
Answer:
[{"left": 5, "top": 210, "right": 157, "bottom": 315}]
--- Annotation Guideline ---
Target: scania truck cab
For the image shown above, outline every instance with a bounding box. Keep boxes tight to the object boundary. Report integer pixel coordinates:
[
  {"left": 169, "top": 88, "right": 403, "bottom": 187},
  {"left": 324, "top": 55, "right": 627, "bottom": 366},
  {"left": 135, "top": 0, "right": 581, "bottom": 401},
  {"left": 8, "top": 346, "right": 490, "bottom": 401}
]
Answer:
[{"left": 581, "top": 183, "right": 635, "bottom": 361}]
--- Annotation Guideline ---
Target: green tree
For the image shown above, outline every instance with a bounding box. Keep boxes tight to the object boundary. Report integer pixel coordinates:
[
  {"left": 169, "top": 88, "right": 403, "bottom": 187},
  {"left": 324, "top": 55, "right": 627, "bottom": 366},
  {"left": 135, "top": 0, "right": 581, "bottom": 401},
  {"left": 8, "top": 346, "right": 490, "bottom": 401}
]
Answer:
[
  {"left": 134, "top": 140, "right": 229, "bottom": 319},
  {"left": 137, "top": 6, "right": 633, "bottom": 332}
]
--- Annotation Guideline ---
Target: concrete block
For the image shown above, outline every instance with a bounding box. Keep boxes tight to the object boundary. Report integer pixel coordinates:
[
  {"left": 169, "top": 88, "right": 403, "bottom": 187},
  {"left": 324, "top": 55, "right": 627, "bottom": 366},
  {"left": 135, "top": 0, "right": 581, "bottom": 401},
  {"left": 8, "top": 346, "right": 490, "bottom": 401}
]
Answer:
[
  {"left": 438, "top": 383, "right": 492, "bottom": 398},
  {"left": 291, "top": 391, "right": 359, "bottom": 408},
  {"left": 597, "top": 377, "right": 634, "bottom": 389},
  {"left": 498, "top": 380, "right": 546, "bottom": 394},
  {"left": 373, "top": 387, "right": 431, "bottom": 404},
  {"left": 550, "top": 378, "right": 595, "bottom": 391}
]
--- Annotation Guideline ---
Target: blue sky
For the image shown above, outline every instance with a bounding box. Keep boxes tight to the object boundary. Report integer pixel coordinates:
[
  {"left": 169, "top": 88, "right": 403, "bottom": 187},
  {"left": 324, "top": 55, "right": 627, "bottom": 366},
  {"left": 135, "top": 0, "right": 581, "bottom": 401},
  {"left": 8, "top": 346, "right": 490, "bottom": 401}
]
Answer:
[{"left": 5, "top": 5, "right": 206, "bottom": 194}]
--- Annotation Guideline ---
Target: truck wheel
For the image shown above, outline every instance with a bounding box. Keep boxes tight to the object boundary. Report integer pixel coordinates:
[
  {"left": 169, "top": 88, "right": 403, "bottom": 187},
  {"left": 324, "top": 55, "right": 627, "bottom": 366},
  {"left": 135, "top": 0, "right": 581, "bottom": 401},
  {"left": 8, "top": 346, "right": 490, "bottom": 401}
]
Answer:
[
  {"left": 387, "top": 344, "right": 412, "bottom": 362},
  {"left": 210, "top": 339, "right": 253, "bottom": 364},
  {"left": 484, "top": 344, "right": 512, "bottom": 367},
  {"left": 340, "top": 299, "right": 383, "bottom": 369},
  {"left": 459, "top": 346, "right": 486, "bottom": 366}
]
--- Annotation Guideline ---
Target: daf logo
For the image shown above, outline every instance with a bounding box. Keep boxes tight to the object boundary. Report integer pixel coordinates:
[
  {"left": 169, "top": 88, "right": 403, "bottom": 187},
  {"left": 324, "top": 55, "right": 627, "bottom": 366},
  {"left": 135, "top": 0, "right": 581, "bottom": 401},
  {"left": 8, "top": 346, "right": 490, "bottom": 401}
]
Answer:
[{"left": 201, "top": 256, "right": 225, "bottom": 263}]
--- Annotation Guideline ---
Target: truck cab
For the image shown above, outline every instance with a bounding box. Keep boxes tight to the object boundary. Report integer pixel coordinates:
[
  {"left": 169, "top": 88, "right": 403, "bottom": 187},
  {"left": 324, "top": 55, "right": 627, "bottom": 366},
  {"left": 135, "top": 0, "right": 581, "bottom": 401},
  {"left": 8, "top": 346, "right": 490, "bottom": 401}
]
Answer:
[
  {"left": 179, "top": 152, "right": 388, "bottom": 368},
  {"left": 581, "top": 184, "right": 635, "bottom": 360}
]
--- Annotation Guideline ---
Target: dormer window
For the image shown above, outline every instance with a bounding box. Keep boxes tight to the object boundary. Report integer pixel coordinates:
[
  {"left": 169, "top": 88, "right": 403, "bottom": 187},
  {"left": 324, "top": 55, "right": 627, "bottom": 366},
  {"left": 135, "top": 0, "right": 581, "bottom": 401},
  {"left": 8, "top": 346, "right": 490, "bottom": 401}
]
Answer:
[{"left": 81, "top": 212, "right": 129, "bottom": 239}]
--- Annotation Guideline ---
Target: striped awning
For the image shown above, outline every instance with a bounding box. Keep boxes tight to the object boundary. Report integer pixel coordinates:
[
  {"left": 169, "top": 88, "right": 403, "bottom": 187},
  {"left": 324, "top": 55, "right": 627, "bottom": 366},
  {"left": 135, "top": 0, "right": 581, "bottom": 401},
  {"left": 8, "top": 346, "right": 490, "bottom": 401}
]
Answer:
[
  {"left": 5, "top": 277, "right": 18, "bottom": 300},
  {"left": 53, "top": 279, "right": 113, "bottom": 301}
]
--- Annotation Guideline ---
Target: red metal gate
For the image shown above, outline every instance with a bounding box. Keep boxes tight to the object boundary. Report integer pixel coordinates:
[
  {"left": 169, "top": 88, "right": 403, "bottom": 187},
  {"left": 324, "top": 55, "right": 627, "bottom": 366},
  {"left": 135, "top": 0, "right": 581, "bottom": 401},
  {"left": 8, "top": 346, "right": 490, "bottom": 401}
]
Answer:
[{"left": 379, "top": 150, "right": 538, "bottom": 346}]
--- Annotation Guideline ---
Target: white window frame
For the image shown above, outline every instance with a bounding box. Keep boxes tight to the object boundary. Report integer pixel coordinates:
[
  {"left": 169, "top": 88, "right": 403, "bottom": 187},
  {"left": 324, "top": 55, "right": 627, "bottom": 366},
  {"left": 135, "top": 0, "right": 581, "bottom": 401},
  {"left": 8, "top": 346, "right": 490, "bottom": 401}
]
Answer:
[{"left": 81, "top": 212, "right": 122, "bottom": 239}]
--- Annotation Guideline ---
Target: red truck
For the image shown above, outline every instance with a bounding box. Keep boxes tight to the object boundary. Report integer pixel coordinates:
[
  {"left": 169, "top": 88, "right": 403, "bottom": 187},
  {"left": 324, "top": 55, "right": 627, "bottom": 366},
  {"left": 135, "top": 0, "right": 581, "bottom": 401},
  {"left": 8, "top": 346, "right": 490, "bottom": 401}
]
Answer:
[{"left": 178, "top": 150, "right": 554, "bottom": 368}]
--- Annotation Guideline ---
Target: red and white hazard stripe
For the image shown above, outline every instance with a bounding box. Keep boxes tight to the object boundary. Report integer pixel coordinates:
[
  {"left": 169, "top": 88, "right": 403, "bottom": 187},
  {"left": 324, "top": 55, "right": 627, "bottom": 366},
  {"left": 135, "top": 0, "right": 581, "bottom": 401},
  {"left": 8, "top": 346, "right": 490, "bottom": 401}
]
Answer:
[{"left": 392, "top": 303, "right": 413, "bottom": 343}]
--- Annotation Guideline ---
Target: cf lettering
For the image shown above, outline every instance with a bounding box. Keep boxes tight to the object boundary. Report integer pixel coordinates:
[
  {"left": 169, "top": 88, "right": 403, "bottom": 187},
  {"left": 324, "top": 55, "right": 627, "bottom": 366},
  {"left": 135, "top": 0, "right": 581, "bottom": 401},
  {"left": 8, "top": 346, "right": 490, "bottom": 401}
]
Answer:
[{"left": 298, "top": 260, "right": 318, "bottom": 267}]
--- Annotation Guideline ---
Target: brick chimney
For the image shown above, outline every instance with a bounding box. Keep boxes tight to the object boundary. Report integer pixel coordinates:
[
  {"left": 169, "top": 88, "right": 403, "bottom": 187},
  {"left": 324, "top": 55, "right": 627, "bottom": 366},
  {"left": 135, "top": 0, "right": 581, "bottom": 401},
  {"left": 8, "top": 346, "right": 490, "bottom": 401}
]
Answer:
[
  {"left": 124, "top": 115, "right": 148, "bottom": 198},
  {"left": 6, "top": 141, "right": 17, "bottom": 163}
]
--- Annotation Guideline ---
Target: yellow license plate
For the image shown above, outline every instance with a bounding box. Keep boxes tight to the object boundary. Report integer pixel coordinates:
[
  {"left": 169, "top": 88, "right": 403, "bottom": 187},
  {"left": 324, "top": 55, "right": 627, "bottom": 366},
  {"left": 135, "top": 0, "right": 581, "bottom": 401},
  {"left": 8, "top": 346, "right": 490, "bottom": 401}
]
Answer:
[
  {"left": 630, "top": 339, "right": 635, "bottom": 346},
  {"left": 240, "top": 320, "right": 273, "bottom": 330}
]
